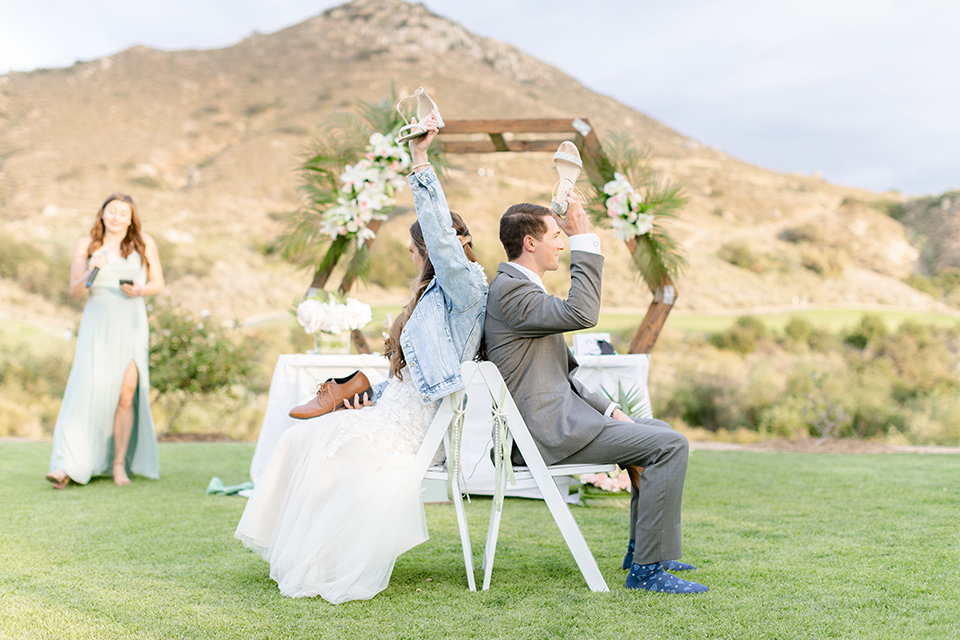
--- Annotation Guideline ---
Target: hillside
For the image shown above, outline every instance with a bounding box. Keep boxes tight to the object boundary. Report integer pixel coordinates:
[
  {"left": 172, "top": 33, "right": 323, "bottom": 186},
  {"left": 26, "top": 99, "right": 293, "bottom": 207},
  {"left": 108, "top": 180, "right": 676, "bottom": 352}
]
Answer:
[{"left": 0, "top": 0, "right": 953, "bottom": 333}]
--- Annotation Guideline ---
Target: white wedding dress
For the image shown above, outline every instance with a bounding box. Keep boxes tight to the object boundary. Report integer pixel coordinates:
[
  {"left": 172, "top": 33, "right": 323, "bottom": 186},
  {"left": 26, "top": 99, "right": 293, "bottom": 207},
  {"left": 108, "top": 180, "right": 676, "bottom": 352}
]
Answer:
[{"left": 235, "top": 370, "right": 440, "bottom": 603}]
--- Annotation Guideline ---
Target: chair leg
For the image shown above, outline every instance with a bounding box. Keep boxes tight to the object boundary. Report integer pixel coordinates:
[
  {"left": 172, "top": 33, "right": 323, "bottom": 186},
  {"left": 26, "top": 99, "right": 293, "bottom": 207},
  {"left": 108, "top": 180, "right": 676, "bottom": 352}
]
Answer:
[
  {"left": 533, "top": 472, "right": 610, "bottom": 592},
  {"left": 481, "top": 462, "right": 507, "bottom": 590},
  {"left": 450, "top": 474, "right": 476, "bottom": 591}
]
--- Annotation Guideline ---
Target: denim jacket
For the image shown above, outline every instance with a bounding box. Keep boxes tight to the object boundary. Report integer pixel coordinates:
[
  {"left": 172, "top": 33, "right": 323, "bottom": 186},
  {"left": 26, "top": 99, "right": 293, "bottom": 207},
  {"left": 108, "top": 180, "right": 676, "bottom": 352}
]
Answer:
[{"left": 370, "top": 167, "right": 488, "bottom": 404}]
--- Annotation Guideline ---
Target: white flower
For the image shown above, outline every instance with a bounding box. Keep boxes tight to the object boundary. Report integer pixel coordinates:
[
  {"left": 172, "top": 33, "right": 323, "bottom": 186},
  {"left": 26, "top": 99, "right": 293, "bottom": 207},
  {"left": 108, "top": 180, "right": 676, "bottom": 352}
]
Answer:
[
  {"left": 635, "top": 213, "right": 655, "bottom": 236},
  {"left": 345, "top": 297, "right": 373, "bottom": 329},
  {"left": 296, "top": 299, "right": 325, "bottom": 334}
]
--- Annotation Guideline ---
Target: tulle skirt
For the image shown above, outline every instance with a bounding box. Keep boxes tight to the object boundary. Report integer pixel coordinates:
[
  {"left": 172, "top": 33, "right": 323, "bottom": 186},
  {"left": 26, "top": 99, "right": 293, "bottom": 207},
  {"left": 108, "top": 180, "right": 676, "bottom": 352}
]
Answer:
[{"left": 235, "top": 373, "right": 439, "bottom": 603}]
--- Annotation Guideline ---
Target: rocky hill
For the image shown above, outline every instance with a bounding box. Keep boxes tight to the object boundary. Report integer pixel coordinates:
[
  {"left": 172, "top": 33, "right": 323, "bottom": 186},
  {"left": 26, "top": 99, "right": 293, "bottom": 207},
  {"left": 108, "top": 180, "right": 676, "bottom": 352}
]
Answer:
[{"left": 0, "top": 0, "right": 952, "bottom": 333}]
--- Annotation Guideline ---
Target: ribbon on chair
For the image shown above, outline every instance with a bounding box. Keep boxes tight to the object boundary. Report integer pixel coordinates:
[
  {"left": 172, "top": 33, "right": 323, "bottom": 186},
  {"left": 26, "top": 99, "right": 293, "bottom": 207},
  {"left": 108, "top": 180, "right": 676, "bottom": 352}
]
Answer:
[
  {"left": 446, "top": 391, "right": 469, "bottom": 501},
  {"left": 491, "top": 385, "right": 516, "bottom": 512}
]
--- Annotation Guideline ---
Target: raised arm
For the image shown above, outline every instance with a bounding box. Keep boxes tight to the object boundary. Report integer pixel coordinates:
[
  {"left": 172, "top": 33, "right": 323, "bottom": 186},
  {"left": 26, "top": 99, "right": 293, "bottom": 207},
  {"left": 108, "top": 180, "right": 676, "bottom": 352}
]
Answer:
[
  {"left": 493, "top": 252, "right": 603, "bottom": 339},
  {"left": 406, "top": 114, "right": 486, "bottom": 309}
]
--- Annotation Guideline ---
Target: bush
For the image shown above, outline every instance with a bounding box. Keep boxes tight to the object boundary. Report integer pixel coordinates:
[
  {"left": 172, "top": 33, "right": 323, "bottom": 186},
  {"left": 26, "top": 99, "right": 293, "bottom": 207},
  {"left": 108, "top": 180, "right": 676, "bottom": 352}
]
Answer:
[
  {"left": 904, "top": 273, "right": 939, "bottom": 297},
  {"left": 778, "top": 223, "right": 823, "bottom": 244},
  {"left": 148, "top": 302, "right": 261, "bottom": 432},
  {"left": 710, "top": 316, "right": 768, "bottom": 355},
  {"left": 0, "top": 237, "right": 79, "bottom": 308},
  {"left": 718, "top": 242, "right": 772, "bottom": 273},
  {"left": 844, "top": 314, "right": 889, "bottom": 349},
  {"left": 801, "top": 246, "right": 845, "bottom": 277},
  {"left": 784, "top": 316, "right": 814, "bottom": 344}
]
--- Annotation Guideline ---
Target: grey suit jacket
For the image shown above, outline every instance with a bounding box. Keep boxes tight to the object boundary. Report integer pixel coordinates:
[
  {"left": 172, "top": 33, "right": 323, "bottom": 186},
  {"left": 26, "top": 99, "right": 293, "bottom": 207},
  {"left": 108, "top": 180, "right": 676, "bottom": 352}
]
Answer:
[{"left": 484, "top": 251, "right": 610, "bottom": 465}]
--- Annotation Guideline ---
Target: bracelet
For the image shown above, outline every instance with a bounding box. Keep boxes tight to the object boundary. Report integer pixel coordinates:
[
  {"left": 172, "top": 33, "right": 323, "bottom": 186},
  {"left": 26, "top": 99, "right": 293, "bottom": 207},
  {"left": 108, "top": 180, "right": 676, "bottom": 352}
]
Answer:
[{"left": 411, "top": 162, "right": 431, "bottom": 171}]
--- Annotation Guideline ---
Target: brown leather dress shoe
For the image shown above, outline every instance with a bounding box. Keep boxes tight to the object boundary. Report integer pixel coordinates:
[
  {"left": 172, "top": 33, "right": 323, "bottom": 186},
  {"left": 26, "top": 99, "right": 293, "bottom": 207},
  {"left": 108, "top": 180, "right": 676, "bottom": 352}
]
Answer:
[{"left": 289, "top": 370, "right": 372, "bottom": 419}]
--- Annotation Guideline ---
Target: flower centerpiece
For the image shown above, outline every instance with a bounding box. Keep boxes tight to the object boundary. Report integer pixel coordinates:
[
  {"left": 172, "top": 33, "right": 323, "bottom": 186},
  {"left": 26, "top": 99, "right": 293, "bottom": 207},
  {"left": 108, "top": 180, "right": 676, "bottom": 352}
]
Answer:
[
  {"left": 578, "top": 468, "right": 632, "bottom": 508},
  {"left": 295, "top": 291, "right": 373, "bottom": 354}
]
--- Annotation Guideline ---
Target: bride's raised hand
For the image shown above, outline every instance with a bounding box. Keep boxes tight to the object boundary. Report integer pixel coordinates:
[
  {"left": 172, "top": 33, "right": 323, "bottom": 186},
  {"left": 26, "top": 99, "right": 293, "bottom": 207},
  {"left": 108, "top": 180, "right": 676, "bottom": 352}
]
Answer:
[{"left": 408, "top": 112, "right": 440, "bottom": 162}]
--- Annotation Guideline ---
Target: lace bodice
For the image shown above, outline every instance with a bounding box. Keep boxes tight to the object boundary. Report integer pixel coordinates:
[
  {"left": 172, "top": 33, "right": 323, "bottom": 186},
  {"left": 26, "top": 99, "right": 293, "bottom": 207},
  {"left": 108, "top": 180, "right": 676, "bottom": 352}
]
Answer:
[{"left": 323, "top": 369, "right": 441, "bottom": 459}]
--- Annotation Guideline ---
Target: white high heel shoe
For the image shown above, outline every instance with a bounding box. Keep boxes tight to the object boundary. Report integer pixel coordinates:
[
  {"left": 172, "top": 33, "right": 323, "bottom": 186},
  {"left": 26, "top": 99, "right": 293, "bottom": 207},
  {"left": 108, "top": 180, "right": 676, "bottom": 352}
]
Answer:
[
  {"left": 396, "top": 87, "right": 445, "bottom": 145},
  {"left": 551, "top": 141, "right": 584, "bottom": 217}
]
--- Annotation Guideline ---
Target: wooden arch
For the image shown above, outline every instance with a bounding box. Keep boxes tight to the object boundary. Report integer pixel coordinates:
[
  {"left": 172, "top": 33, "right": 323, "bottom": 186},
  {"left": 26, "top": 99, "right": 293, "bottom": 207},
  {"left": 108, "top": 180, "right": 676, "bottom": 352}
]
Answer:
[
  {"left": 316, "top": 118, "right": 678, "bottom": 355},
  {"left": 438, "top": 117, "right": 677, "bottom": 355}
]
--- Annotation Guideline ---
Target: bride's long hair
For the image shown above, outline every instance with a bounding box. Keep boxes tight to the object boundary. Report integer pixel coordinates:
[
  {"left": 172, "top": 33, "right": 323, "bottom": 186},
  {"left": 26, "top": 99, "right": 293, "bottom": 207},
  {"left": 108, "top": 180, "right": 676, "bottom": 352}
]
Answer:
[{"left": 384, "top": 212, "right": 477, "bottom": 379}]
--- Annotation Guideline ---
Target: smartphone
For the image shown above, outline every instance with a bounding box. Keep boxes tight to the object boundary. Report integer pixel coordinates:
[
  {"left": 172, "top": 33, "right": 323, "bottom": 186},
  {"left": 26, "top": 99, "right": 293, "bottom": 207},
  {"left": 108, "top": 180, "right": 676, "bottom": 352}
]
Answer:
[{"left": 119, "top": 279, "right": 134, "bottom": 286}]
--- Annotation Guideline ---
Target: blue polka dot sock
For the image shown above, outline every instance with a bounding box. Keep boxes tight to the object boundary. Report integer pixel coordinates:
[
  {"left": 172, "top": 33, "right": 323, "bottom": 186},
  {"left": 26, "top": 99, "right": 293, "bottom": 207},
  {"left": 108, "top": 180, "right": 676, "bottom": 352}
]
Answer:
[
  {"left": 621, "top": 540, "right": 636, "bottom": 570},
  {"left": 626, "top": 563, "right": 708, "bottom": 594},
  {"left": 622, "top": 540, "right": 697, "bottom": 572}
]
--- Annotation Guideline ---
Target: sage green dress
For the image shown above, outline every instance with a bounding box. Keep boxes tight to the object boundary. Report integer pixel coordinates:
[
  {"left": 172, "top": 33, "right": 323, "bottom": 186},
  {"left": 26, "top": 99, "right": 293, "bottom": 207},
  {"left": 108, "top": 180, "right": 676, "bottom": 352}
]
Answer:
[{"left": 48, "top": 251, "right": 160, "bottom": 483}]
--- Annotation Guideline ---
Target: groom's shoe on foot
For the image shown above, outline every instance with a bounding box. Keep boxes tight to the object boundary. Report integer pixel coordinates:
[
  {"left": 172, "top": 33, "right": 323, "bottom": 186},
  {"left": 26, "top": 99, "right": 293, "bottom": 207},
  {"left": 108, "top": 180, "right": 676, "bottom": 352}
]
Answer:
[
  {"left": 661, "top": 560, "right": 697, "bottom": 572},
  {"left": 626, "top": 563, "right": 708, "bottom": 594}
]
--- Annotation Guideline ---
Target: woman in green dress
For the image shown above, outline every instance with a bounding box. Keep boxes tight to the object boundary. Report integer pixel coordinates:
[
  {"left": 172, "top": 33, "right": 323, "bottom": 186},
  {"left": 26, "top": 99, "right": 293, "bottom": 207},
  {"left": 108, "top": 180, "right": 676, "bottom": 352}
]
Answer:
[{"left": 46, "top": 193, "right": 164, "bottom": 489}]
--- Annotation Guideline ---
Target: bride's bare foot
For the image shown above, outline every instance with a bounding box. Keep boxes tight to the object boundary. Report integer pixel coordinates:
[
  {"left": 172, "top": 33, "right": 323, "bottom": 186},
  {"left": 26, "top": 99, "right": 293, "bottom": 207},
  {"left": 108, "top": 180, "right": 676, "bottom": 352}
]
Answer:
[
  {"left": 45, "top": 470, "right": 70, "bottom": 490},
  {"left": 112, "top": 463, "right": 131, "bottom": 486}
]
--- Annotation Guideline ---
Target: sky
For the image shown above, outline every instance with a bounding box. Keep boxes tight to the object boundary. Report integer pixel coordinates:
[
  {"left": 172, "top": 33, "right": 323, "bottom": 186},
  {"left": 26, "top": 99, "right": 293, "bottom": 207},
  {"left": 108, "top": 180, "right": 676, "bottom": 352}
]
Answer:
[{"left": 1, "top": 0, "right": 957, "bottom": 196}]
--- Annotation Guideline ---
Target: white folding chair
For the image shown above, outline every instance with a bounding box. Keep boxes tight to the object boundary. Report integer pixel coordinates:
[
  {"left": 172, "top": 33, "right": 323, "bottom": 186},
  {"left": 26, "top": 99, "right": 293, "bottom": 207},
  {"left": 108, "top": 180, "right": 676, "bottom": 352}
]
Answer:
[
  {"left": 414, "top": 361, "right": 482, "bottom": 591},
  {"left": 476, "top": 361, "right": 616, "bottom": 592}
]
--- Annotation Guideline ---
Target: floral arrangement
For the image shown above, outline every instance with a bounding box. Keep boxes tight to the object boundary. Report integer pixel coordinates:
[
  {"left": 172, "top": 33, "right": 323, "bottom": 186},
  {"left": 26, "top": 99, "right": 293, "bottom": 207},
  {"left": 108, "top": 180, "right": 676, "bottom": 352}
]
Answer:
[
  {"left": 279, "top": 89, "right": 447, "bottom": 290},
  {"left": 295, "top": 292, "right": 372, "bottom": 336},
  {"left": 319, "top": 132, "right": 411, "bottom": 246},
  {"left": 580, "top": 469, "right": 630, "bottom": 493},
  {"left": 584, "top": 132, "right": 687, "bottom": 292},
  {"left": 602, "top": 172, "right": 656, "bottom": 242}
]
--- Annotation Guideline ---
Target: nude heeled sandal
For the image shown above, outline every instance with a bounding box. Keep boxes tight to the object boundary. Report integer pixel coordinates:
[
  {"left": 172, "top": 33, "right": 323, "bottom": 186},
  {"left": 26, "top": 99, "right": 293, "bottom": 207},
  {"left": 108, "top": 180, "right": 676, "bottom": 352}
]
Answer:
[
  {"left": 551, "top": 141, "right": 585, "bottom": 217},
  {"left": 45, "top": 470, "right": 70, "bottom": 490},
  {"left": 396, "top": 87, "right": 445, "bottom": 145}
]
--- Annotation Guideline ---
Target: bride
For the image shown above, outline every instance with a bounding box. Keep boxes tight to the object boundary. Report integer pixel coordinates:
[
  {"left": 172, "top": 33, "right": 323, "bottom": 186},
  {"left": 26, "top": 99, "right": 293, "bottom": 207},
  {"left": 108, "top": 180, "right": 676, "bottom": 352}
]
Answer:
[{"left": 235, "top": 112, "right": 487, "bottom": 603}]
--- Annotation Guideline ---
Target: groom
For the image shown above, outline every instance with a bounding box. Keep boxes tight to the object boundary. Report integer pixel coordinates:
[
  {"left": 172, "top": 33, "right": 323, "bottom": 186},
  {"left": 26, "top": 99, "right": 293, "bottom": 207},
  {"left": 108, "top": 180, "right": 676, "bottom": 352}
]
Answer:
[{"left": 483, "top": 191, "right": 708, "bottom": 594}]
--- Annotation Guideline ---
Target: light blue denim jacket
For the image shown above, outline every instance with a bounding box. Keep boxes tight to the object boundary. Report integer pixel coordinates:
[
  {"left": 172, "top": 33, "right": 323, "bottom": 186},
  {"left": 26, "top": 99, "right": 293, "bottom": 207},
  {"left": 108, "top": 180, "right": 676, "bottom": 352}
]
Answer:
[{"left": 370, "top": 167, "right": 488, "bottom": 404}]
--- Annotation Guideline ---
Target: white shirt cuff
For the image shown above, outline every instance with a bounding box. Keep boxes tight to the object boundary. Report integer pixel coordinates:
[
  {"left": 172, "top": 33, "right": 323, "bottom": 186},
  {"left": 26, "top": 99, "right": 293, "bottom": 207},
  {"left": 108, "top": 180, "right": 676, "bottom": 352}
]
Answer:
[
  {"left": 604, "top": 402, "right": 620, "bottom": 417},
  {"left": 569, "top": 233, "right": 601, "bottom": 255}
]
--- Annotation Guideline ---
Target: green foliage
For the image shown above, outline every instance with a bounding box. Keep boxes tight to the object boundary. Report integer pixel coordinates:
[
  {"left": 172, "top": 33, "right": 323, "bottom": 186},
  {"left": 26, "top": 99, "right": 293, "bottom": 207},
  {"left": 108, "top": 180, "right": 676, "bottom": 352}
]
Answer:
[
  {"left": 905, "top": 267, "right": 960, "bottom": 307},
  {"left": 709, "top": 316, "right": 768, "bottom": 354},
  {"left": 783, "top": 315, "right": 814, "bottom": 343},
  {"left": 148, "top": 303, "right": 260, "bottom": 432},
  {"left": 0, "top": 235, "right": 80, "bottom": 308},
  {"left": 655, "top": 313, "right": 960, "bottom": 445},
  {"left": 717, "top": 242, "right": 775, "bottom": 273},
  {"left": 844, "top": 313, "right": 889, "bottom": 349}
]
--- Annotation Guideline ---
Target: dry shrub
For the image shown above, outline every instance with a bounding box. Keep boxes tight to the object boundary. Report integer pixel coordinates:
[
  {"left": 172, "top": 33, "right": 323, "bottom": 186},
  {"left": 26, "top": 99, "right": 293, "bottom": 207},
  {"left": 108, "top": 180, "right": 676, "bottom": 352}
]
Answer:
[{"left": 801, "top": 246, "right": 846, "bottom": 277}]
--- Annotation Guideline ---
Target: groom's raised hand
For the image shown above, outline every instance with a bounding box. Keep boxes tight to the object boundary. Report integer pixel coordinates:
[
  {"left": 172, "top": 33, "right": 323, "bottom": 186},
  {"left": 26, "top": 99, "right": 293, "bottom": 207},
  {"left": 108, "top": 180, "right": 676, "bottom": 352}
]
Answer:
[{"left": 553, "top": 190, "right": 589, "bottom": 237}]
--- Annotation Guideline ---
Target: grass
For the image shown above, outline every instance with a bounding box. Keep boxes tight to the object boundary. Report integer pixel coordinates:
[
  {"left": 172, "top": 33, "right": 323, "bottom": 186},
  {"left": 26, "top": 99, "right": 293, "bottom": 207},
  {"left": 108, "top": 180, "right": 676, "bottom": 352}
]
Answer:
[
  {"left": 3, "top": 442, "right": 958, "bottom": 639},
  {"left": 595, "top": 307, "right": 960, "bottom": 336}
]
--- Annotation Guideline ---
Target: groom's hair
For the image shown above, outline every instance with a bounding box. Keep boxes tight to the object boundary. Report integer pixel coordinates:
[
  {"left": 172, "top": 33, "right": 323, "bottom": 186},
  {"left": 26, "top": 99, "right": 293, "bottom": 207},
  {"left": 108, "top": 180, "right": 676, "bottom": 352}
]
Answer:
[{"left": 499, "top": 203, "right": 551, "bottom": 260}]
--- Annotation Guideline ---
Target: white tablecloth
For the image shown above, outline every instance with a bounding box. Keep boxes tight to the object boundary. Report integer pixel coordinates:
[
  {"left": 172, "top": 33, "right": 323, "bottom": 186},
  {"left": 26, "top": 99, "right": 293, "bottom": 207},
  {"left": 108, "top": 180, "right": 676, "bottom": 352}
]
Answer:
[
  {"left": 250, "top": 353, "right": 651, "bottom": 500},
  {"left": 249, "top": 354, "right": 390, "bottom": 483}
]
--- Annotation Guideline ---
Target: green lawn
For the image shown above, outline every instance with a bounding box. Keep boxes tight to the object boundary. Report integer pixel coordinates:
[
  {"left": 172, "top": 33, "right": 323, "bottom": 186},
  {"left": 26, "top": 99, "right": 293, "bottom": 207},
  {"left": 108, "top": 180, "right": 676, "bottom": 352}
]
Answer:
[
  {"left": 595, "top": 307, "right": 960, "bottom": 336},
  {"left": 3, "top": 442, "right": 958, "bottom": 639}
]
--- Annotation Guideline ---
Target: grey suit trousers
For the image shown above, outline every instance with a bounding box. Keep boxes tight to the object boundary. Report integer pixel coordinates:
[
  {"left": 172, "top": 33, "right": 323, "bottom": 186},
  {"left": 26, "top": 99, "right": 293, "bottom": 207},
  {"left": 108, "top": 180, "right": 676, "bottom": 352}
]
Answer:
[{"left": 554, "top": 416, "right": 688, "bottom": 565}]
